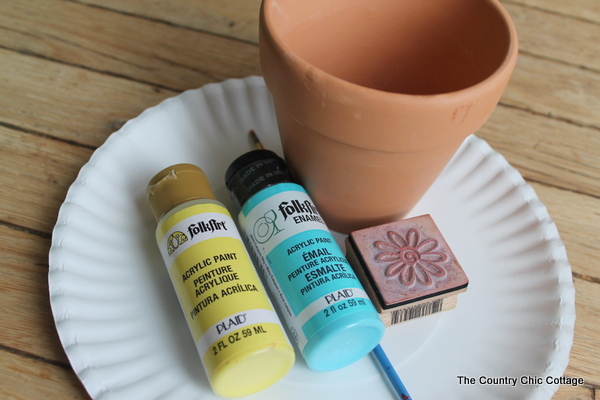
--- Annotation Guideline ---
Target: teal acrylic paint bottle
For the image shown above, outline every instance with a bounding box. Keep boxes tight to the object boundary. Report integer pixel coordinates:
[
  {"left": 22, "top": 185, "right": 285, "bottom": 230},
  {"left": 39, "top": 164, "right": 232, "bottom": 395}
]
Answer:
[{"left": 225, "top": 150, "right": 385, "bottom": 371}]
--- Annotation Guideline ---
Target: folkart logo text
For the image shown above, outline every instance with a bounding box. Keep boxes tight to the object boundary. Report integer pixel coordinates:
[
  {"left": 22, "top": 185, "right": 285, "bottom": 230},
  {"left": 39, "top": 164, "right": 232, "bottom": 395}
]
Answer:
[
  {"left": 187, "top": 219, "right": 228, "bottom": 239},
  {"left": 166, "top": 218, "right": 228, "bottom": 257},
  {"left": 278, "top": 199, "right": 323, "bottom": 223}
]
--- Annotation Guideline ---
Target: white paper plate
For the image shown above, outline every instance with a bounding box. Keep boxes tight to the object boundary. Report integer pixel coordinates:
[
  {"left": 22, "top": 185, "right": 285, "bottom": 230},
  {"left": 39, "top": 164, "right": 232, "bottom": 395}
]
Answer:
[{"left": 49, "top": 76, "right": 575, "bottom": 400}]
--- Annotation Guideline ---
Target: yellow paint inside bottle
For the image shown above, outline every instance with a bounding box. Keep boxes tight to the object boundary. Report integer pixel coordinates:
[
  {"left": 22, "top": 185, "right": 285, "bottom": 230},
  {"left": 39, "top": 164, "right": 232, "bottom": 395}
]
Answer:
[{"left": 147, "top": 164, "right": 295, "bottom": 398}]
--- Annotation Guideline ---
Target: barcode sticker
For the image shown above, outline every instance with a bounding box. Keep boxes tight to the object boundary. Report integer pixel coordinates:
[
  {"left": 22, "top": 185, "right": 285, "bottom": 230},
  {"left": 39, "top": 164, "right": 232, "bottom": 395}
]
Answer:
[{"left": 390, "top": 298, "right": 444, "bottom": 325}]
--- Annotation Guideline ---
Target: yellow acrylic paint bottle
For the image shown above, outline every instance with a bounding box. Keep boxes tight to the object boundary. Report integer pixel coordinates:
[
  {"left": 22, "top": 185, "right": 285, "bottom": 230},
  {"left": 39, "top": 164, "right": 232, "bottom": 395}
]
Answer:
[{"left": 147, "top": 164, "right": 295, "bottom": 398}]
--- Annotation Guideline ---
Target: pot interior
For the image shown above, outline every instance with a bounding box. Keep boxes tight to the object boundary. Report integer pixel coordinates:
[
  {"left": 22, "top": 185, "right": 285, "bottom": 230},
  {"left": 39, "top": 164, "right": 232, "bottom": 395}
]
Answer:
[{"left": 269, "top": 0, "right": 512, "bottom": 95}]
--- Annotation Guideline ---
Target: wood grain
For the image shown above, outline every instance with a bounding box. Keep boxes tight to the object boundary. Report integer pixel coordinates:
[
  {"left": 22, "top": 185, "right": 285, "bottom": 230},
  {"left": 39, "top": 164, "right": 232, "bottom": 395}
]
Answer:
[
  {"left": 502, "top": 54, "right": 600, "bottom": 129},
  {"left": 531, "top": 182, "right": 600, "bottom": 281},
  {"left": 0, "top": 49, "right": 173, "bottom": 148},
  {"left": 0, "top": 350, "right": 86, "bottom": 400},
  {"left": 567, "top": 278, "right": 600, "bottom": 387},
  {"left": 78, "top": 0, "right": 263, "bottom": 44},
  {"left": 0, "top": 125, "right": 93, "bottom": 232},
  {"left": 0, "top": 0, "right": 261, "bottom": 91},
  {"left": 479, "top": 106, "right": 600, "bottom": 198},
  {"left": 503, "top": 2, "right": 600, "bottom": 71},
  {"left": 0, "top": 0, "right": 598, "bottom": 399},
  {"left": 506, "top": 0, "right": 600, "bottom": 24},
  {"left": 0, "top": 225, "right": 69, "bottom": 365},
  {"left": 552, "top": 384, "right": 595, "bottom": 400}
]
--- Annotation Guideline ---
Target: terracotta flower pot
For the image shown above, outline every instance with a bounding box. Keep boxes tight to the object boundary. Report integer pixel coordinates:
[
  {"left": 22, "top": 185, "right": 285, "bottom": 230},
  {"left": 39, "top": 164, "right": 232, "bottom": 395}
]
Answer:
[{"left": 259, "top": 0, "right": 518, "bottom": 233}]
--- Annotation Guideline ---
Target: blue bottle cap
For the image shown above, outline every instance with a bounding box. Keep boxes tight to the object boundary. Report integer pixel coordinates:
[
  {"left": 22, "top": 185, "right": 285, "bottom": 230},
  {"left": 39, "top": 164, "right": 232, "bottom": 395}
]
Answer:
[{"left": 303, "top": 310, "right": 385, "bottom": 371}]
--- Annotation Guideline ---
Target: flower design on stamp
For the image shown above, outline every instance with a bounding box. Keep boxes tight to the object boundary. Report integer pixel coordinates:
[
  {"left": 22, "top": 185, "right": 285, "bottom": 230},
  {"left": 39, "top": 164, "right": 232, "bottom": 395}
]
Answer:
[{"left": 374, "top": 229, "right": 447, "bottom": 287}]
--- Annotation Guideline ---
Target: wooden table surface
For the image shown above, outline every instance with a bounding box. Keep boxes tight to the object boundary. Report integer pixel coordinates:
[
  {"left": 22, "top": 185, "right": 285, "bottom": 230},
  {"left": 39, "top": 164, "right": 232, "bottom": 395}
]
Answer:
[{"left": 1, "top": 0, "right": 598, "bottom": 399}]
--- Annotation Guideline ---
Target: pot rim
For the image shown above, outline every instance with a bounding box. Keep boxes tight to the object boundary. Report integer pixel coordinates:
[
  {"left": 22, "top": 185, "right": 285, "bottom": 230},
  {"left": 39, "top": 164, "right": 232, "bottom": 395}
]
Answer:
[{"left": 260, "top": 0, "right": 519, "bottom": 105}]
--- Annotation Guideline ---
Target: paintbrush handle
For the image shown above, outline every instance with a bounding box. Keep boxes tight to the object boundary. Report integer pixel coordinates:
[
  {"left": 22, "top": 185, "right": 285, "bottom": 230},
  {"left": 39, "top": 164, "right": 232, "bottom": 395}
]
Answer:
[{"left": 372, "top": 344, "right": 412, "bottom": 400}]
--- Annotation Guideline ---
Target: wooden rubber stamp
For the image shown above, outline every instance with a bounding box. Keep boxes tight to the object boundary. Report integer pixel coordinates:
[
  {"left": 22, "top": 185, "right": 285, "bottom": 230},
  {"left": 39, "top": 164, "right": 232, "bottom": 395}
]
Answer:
[{"left": 346, "top": 214, "right": 469, "bottom": 327}]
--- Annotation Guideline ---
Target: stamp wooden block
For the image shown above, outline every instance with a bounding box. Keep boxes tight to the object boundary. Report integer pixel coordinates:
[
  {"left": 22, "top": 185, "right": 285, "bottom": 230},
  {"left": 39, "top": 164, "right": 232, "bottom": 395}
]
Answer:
[{"left": 346, "top": 214, "right": 468, "bottom": 327}]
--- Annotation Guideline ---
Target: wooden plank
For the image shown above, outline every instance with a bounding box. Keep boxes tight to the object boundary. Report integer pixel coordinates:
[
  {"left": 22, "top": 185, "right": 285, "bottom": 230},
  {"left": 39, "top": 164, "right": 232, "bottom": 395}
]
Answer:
[
  {"left": 76, "top": 0, "right": 600, "bottom": 61},
  {"left": 0, "top": 1, "right": 597, "bottom": 399},
  {"left": 552, "top": 383, "right": 595, "bottom": 400},
  {"left": 479, "top": 105, "right": 600, "bottom": 198},
  {"left": 0, "top": 350, "right": 86, "bottom": 400},
  {"left": 78, "top": 0, "right": 263, "bottom": 44},
  {"left": 503, "top": 0, "right": 600, "bottom": 24},
  {"left": 0, "top": 125, "right": 93, "bottom": 232},
  {"left": 502, "top": 53, "right": 600, "bottom": 129},
  {"left": 0, "top": 48, "right": 174, "bottom": 148},
  {"left": 0, "top": 0, "right": 261, "bottom": 91},
  {"left": 503, "top": 2, "right": 600, "bottom": 71},
  {"left": 0, "top": 225, "right": 70, "bottom": 365},
  {"left": 565, "top": 277, "right": 600, "bottom": 388},
  {"left": 530, "top": 182, "right": 600, "bottom": 281}
]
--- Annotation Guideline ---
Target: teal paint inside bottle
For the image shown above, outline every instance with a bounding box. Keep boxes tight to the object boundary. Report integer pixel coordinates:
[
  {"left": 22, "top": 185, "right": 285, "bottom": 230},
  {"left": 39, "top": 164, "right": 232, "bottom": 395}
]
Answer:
[{"left": 225, "top": 150, "right": 385, "bottom": 371}]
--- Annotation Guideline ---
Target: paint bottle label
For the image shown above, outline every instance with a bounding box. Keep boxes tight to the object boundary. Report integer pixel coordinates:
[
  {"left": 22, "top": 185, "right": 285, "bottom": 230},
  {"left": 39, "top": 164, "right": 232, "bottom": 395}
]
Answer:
[
  {"left": 238, "top": 183, "right": 377, "bottom": 351},
  {"left": 155, "top": 202, "right": 290, "bottom": 372}
]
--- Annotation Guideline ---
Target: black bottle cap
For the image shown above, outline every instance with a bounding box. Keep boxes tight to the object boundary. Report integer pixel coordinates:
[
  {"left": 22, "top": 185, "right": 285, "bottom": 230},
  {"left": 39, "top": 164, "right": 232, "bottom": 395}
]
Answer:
[{"left": 225, "top": 150, "right": 294, "bottom": 209}]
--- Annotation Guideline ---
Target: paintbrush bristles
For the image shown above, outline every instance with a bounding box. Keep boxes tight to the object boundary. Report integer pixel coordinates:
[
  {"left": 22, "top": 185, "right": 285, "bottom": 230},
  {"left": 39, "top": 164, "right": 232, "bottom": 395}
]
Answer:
[{"left": 249, "top": 130, "right": 265, "bottom": 150}]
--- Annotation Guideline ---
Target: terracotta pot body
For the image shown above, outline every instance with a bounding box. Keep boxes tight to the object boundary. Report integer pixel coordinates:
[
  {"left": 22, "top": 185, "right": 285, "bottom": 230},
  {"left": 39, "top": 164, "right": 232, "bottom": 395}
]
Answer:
[{"left": 259, "top": 0, "right": 518, "bottom": 233}]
